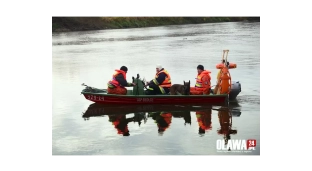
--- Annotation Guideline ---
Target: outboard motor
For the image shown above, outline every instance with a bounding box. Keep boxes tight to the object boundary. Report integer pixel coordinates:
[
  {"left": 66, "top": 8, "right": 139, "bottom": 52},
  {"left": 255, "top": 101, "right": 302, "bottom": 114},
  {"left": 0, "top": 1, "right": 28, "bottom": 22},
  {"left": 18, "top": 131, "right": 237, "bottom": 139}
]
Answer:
[{"left": 229, "top": 81, "right": 241, "bottom": 100}]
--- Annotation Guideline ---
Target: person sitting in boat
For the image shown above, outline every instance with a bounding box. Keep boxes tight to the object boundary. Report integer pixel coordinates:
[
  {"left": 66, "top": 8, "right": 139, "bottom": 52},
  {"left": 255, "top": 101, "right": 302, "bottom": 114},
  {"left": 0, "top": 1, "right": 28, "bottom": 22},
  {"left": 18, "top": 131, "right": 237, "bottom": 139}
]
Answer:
[
  {"left": 196, "top": 109, "right": 212, "bottom": 135},
  {"left": 145, "top": 64, "right": 172, "bottom": 95},
  {"left": 190, "top": 65, "right": 211, "bottom": 95},
  {"left": 107, "top": 66, "right": 136, "bottom": 95}
]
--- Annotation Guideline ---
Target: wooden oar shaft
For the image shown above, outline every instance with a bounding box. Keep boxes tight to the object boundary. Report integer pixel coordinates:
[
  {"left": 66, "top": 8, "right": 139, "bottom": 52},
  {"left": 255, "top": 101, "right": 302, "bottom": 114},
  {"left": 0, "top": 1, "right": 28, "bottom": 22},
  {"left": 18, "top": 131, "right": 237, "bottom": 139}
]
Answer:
[{"left": 225, "top": 50, "right": 229, "bottom": 62}]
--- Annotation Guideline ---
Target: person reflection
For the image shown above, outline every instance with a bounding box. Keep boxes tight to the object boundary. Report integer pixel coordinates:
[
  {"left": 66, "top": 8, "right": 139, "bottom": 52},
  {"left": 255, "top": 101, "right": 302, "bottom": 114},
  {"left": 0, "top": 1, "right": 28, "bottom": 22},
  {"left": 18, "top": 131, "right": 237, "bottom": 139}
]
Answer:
[
  {"left": 217, "top": 107, "right": 237, "bottom": 145},
  {"left": 148, "top": 111, "right": 172, "bottom": 135},
  {"left": 133, "top": 112, "right": 147, "bottom": 127},
  {"left": 196, "top": 109, "right": 212, "bottom": 135},
  {"left": 108, "top": 114, "right": 132, "bottom": 136},
  {"left": 182, "top": 111, "right": 191, "bottom": 125}
]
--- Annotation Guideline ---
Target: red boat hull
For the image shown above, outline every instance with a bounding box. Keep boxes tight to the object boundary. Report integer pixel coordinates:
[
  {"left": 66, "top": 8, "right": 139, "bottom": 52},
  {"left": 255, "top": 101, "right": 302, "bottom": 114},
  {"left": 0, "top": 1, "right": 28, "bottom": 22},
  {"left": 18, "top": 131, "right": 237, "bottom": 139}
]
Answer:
[{"left": 82, "top": 93, "right": 228, "bottom": 105}]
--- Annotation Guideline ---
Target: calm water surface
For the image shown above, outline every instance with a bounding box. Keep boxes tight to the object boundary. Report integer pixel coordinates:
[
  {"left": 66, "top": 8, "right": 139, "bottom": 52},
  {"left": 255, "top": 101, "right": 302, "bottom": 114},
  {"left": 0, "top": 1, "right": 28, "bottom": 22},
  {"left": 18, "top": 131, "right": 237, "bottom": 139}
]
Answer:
[{"left": 52, "top": 22, "right": 260, "bottom": 155}]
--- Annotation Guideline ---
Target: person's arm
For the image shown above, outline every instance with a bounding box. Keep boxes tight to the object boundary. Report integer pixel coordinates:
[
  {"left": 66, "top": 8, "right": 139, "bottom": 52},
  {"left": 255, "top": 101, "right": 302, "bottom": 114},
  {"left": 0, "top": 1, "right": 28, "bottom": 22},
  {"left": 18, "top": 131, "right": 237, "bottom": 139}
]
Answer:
[
  {"left": 115, "top": 74, "right": 134, "bottom": 87},
  {"left": 147, "top": 79, "right": 153, "bottom": 86}
]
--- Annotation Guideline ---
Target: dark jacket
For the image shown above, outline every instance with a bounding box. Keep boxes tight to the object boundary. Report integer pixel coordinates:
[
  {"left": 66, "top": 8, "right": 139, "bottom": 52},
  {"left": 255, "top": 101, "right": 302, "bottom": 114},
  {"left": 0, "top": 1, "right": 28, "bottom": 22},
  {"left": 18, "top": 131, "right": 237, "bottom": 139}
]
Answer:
[{"left": 115, "top": 73, "right": 130, "bottom": 87}]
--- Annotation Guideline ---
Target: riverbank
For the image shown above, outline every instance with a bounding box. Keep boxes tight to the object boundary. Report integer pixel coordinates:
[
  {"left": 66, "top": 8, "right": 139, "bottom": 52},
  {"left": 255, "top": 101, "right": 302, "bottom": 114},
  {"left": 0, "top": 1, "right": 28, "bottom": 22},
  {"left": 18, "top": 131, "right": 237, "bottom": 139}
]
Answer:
[{"left": 52, "top": 17, "right": 260, "bottom": 32}]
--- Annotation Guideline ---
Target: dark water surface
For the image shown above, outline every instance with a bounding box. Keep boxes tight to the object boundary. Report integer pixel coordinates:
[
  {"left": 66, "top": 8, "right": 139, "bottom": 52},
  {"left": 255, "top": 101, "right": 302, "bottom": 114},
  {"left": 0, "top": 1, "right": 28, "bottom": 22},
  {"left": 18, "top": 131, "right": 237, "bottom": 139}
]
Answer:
[{"left": 52, "top": 22, "right": 260, "bottom": 155}]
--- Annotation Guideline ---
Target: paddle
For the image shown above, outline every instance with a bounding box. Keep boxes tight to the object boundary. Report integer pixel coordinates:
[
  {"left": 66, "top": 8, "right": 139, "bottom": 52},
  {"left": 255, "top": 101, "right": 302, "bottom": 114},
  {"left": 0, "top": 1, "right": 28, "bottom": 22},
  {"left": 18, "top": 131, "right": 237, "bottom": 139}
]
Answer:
[
  {"left": 223, "top": 50, "right": 232, "bottom": 94},
  {"left": 81, "top": 83, "right": 96, "bottom": 89}
]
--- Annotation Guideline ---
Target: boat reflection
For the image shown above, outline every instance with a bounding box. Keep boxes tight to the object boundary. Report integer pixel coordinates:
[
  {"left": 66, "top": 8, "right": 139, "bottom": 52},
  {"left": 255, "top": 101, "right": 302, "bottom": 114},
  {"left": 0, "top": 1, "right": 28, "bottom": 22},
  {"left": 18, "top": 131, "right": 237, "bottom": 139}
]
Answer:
[
  {"left": 81, "top": 102, "right": 241, "bottom": 136},
  {"left": 82, "top": 103, "right": 214, "bottom": 118}
]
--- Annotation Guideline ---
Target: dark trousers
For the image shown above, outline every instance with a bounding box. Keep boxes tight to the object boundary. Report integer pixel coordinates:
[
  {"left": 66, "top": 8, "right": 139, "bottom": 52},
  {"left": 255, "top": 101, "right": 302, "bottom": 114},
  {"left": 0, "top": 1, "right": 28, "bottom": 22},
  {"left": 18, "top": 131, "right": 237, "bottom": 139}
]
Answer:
[{"left": 145, "top": 84, "right": 170, "bottom": 95}]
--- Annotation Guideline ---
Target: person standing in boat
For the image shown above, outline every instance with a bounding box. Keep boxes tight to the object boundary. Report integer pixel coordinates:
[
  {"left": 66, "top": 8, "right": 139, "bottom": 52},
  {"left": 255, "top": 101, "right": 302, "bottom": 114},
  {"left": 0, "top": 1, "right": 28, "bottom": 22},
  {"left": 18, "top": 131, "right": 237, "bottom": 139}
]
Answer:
[
  {"left": 145, "top": 64, "right": 172, "bottom": 95},
  {"left": 107, "top": 66, "right": 136, "bottom": 95},
  {"left": 190, "top": 65, "right": 211, "bottom": 95},
  {"left": 214, "top": 59, "right": 235, "bottom": 95}
]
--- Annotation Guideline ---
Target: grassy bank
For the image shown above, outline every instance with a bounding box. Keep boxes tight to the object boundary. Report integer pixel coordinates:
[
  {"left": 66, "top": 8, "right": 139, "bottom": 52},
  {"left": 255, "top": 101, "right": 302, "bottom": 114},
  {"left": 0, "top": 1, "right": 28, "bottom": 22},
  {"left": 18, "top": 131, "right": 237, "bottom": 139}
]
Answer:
[{"left": 52, "top": 17, "right": 260, "bottom": 32}]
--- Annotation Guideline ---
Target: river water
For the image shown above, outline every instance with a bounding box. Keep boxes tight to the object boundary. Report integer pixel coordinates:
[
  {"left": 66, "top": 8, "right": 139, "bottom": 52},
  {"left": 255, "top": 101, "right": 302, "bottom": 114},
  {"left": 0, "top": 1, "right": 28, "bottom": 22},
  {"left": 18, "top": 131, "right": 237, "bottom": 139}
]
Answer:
[{"left": 52, "top": 22, "right": 260, "bottom": 155}]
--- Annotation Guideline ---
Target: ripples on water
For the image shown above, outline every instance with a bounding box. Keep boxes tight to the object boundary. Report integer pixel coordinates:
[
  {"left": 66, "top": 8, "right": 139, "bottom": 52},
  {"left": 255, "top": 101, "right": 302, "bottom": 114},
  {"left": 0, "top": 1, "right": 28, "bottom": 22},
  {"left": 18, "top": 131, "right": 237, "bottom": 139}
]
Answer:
[{"left": 52, "top": 22, "right": 260, "bottom": 155}]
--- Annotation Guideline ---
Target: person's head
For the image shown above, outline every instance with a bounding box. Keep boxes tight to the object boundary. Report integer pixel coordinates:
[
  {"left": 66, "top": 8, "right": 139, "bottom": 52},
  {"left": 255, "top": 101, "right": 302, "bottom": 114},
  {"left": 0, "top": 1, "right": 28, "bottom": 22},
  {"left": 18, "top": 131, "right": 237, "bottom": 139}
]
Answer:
[
  {"left": 156, "top": 64, "right": 163, "bottom": 73},
  {"left": 199, "top": 127, "right": 205, "bottom": 134},
  {"left": 197, "top": 65, "right": 204, "bottom": 74},
  {"left": 158, "top": 126, "right": 166, "bottom": 136},
  {"left": 120, "top": 66, "right": 128, "bottom": 73},
  {"left": 158, "top": 129, "right": 164, "bottom": 136},
  {"left": 123, "top": 132, "right": 130, "bottom": 136}
]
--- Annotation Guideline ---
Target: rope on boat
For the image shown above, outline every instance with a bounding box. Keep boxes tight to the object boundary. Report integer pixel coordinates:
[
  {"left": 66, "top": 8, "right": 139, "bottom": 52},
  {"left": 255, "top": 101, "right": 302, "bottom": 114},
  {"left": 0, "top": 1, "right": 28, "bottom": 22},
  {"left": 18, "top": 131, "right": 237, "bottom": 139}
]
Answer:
[{"left": 81, "top": 83, "right": 107, "bottom": 93}]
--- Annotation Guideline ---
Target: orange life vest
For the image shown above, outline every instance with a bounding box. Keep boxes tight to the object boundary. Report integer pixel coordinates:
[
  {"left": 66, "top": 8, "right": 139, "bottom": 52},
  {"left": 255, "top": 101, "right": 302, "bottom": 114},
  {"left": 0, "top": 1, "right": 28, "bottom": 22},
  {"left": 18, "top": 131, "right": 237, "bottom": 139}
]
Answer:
[
  {"left": 195, "top": 70, "right": 211, "bottom": 89},
  {"left": 155, "top": 70, "right": 171, "bottom": 88},
  {"left": 108, "top": 70, "right": 127, "bottom": 88}
]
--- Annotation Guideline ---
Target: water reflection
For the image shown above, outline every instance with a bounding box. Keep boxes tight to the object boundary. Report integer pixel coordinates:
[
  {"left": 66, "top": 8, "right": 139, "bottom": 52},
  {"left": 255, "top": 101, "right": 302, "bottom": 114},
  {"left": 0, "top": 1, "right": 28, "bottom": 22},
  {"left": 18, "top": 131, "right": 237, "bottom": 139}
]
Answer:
[
  {"left": 82, "top": 102, "right": 241, "bottom": 137},
  {"left": 148, "top": 112, "right": 172, "bottom": 135},
  {"left": 196, "top": 109, "right": 212, "bottom": 135},
  {"left": 217, "top": 107, "right": 238, "bottom": 145},
  {"left": 108, "top": 113, "right": 147, "bottom": 136}
]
